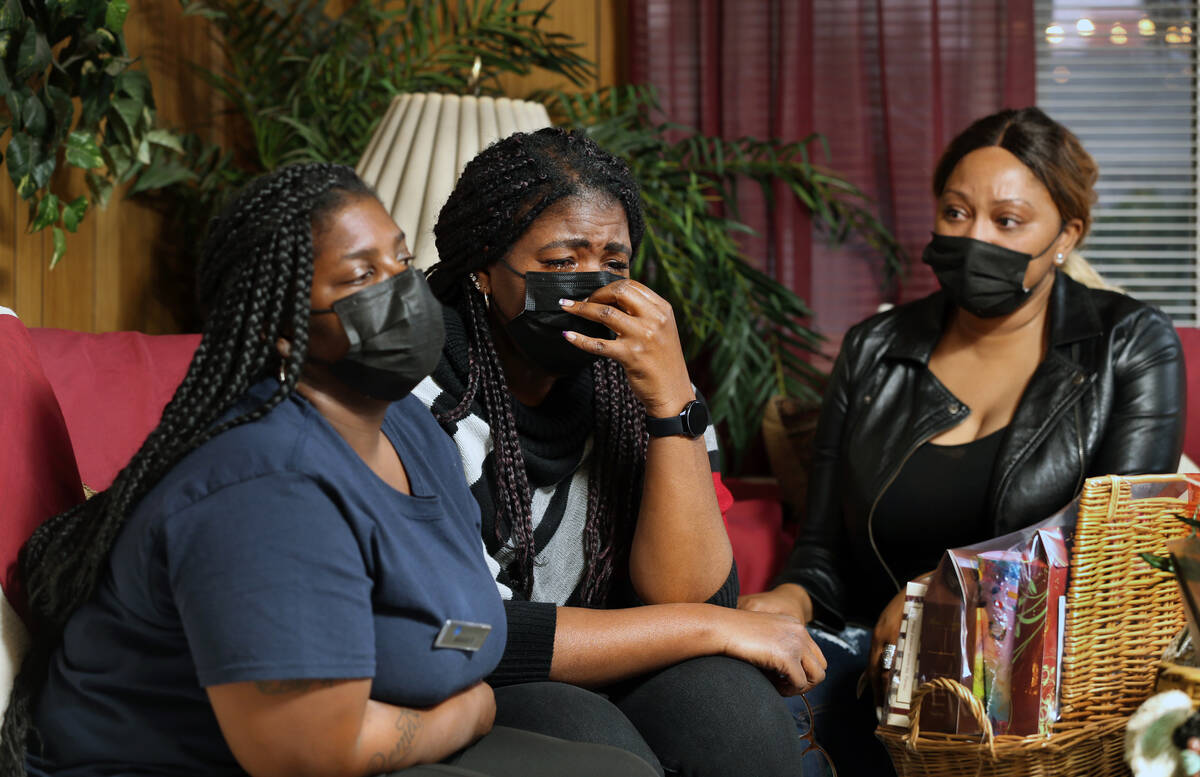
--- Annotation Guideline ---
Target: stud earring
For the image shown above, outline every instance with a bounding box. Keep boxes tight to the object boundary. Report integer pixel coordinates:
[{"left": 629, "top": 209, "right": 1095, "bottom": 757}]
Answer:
[{"left": 1055, "top": 252, "right": 1065, "bottom": 266}]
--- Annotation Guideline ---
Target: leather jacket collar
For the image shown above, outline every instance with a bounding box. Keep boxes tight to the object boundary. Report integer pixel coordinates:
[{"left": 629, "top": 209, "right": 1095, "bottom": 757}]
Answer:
[{"left": 884, "top": 271, "right": 1103, "bottom": 365}]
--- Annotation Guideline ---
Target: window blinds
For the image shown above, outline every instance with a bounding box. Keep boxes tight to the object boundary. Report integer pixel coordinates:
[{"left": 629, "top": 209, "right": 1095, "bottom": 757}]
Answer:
[{"left": 1035, "top": 2, "right": 1199, "bottom": 322}]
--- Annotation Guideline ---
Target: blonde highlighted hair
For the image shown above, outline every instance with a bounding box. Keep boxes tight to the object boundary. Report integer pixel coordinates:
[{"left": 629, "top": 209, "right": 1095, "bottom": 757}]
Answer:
[{"left": 1062, "top": 251, "right": 1123, "bottom": 293}]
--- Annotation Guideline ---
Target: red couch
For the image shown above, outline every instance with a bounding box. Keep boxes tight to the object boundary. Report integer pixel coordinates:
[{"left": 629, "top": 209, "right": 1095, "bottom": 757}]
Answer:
[{"left": 7, "top": 318, "right": 1199, "bottom": 607}]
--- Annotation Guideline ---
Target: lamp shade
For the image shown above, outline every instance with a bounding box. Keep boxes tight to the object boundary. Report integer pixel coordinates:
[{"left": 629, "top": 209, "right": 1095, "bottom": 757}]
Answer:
[{"left": 356, "top": 93, "right": 551, "bottom": 270}]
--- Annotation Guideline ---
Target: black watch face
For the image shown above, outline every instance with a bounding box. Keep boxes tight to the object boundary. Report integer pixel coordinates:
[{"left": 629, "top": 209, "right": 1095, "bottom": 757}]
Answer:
[{"left": 682, "top": 400, "right": 709, "bottom": 437}]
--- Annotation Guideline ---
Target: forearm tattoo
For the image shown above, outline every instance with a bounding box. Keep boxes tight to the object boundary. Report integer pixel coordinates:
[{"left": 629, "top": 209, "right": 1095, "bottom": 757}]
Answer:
[{"left": 368, "top": 710, "right": 422, "bottom": 771}]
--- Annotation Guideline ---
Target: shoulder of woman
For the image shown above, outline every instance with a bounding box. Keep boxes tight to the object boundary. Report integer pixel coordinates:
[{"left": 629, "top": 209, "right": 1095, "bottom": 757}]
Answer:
[
  {"left": 838, "top": 291, "right": 945, "bottom": 360},
  {"left": 1065, "top": 283, "right": 1183, "bottom": 377},
  {"left": 1073, "top": 279, "right": 1179, "bottom": 343},
  {"left": 137, "top": 392, "right": 330, "bottom": 520}
]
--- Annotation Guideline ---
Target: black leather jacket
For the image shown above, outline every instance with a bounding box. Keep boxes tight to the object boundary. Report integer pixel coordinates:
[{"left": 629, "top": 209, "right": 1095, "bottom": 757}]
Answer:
[{"left": 777, "top": 273, "right": 1185, "bottom": 629}]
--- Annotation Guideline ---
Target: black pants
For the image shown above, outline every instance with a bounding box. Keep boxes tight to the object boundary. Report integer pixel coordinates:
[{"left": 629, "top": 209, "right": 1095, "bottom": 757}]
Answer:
[
  {"left": 492, "top": 656, "right": 811, "bottom": 777},
  {"left": 392, "top": 725, "right": 659, "bottom": 776}
]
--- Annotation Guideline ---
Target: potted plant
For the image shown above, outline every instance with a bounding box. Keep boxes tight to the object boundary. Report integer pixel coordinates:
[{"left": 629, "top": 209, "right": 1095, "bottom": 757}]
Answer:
[
  {"left": 157, "top": 0, "right": 905, "bottom": 466},
  {"left": 547, "top": 85, "right": 902, "bottom": 462}
]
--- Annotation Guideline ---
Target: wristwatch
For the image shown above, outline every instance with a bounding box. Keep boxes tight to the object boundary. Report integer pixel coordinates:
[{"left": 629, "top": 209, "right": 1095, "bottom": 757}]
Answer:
[{"left": 646, "top": 399, "right": 709, "bottom": 439}]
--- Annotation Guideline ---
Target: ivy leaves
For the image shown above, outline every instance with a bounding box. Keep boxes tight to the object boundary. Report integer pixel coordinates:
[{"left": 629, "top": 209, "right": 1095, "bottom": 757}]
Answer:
[{"left": 1, "top": 0, "right": 187, "bottom": 266}]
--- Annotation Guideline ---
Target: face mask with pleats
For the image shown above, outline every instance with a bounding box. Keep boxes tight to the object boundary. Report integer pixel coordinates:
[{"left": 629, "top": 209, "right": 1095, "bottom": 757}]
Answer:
[
  {"left": 496, "top": 260, "right": 623, "bottom": 375},
  {"left": 310, "top": 269, "right": 445, "bottom": 400},
  {"left": 921, "top": 228, "right": 1062, "bottom": 318}
]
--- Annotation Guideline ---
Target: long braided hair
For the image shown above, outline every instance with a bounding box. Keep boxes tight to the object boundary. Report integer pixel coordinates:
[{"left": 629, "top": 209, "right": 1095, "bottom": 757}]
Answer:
[
  {"left": 0, "top": 163, "right": 374, "bottom": 773},
  {"left": 427, "top": 127, "right": 648, "bottom": 606}
]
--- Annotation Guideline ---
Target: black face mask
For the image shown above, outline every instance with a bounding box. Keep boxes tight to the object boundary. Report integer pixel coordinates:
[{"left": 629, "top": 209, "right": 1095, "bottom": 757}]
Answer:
[
  {"left": 921, "top": 230, "right": 1061, "bottom": 318},
  {"left": 495, "top": 261, "right": 623, "bottom": 376},
  {"left": 311, "top": 269, "right": 445, "bottom": 400}
]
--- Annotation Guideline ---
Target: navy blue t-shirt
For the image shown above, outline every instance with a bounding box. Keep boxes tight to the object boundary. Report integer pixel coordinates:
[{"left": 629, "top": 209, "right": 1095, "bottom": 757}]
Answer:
[{"left": 28, "top": 380, "right": 506, "bottom": 776}]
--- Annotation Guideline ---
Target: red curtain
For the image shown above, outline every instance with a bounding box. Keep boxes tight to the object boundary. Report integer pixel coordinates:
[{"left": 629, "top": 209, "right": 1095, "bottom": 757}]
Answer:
[{"left": 629, "top": 0, "right": 1035, "bottom": 341}]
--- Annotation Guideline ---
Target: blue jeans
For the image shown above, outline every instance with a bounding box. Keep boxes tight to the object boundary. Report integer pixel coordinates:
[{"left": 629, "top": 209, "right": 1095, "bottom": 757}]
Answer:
[{"left": 789, "top": 624, "right": 896, "bottom": 777}]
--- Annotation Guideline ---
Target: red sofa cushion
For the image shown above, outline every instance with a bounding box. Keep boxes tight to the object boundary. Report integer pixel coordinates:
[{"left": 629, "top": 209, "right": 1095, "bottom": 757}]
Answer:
[
  {"left": 28, "top": 328, "right": 200, "bottom": 491},
  {"left": 724, "top": 478, "right": 795, "bottom": 595},
  {"left": 0, "top": 314, "right": 84, "bottom": 619},
  {"left": 1178, "top": 326, "right": 1200, "bottom": 462}
]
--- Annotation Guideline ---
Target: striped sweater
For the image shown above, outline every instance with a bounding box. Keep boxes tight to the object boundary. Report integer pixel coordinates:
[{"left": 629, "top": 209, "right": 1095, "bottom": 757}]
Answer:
[{"left": 414, "top": 307, "right": 737, "bottom": 684}]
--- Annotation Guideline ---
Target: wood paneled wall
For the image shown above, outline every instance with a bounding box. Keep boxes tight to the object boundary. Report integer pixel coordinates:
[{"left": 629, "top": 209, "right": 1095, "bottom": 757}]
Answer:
[
  {"left": 497, "top": 0, "right": 628, "bottom": 96},
  {"left": 0, "top": 0, "right": 625, "bottom": 334},
  {"left": 0, "top": 2, "right": 236, "bottom": 333}
]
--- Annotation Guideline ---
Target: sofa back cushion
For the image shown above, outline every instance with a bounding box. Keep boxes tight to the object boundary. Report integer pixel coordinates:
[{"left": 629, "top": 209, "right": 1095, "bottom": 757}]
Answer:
[
  {"left": 1177, "top": 326, "right": 1200, "bottom": 463},
  {"left": 28, "top": 328, "right": 200, "bottom": 491},
  {"left": 0, "top": 310, "right": 85, "bottom": 627}
]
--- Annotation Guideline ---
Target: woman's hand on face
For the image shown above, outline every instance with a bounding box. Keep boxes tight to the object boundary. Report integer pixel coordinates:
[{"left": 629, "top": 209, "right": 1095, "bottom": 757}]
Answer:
[
  {"left": 559, "top": 280, "right": 695, "bottom": 417},
  {"left": 738, "top": 583, "right": 815, "bottom": 623},
  {"left": 715, "top": 608, "right": 827, "bottom": 695},
  {"left": 868, "top": 588, "right": 907, "bottom": 705}
]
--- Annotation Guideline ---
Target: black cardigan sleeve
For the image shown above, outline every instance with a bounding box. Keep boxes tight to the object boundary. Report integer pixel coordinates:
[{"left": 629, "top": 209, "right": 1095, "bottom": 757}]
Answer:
[{"left": 487, "top": 600, "right": 558, "bottom": 686}]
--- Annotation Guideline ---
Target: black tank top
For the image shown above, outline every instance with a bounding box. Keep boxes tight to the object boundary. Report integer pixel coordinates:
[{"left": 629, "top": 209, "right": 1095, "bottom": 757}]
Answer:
[{"left": 868, "top": 426, "right": 1006, "bottom": 611}]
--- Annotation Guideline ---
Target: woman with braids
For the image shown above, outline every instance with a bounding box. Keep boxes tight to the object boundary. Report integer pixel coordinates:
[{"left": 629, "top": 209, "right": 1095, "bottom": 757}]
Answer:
[
  {"left": 4, "top": 163, "right": 656, "bottom": 777},
  {"left": 417, "top": 127, "right": 827, "bottom": 777}
]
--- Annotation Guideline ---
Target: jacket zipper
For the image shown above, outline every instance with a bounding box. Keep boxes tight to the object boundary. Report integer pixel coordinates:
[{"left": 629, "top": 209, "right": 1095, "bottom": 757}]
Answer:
[{"left": 866, "top": 408, "right": 963, "bottom": 592}]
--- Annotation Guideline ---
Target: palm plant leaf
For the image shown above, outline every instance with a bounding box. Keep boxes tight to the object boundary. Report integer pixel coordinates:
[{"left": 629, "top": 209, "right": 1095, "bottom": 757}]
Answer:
[
  {"left": 176, "top": 0, "right": 592, "bottom": 182},
  {"left": 545, "top": 85, "right": 905, "bottom": 466},
  {"left": 162, "top": 0, "right": 594, "bottom": 317}
]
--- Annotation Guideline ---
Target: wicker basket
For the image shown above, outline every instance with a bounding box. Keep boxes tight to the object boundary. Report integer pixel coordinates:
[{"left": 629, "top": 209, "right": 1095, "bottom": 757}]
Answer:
[
  {"left": 879, "top": 678, "right": 1130, "bottom": 777},
  {"left": 1156, "top": 661, "right": 1200, "bottom": 708},
  {"left": 877, "top": 474, "right": 1200, "bottom": 777}
]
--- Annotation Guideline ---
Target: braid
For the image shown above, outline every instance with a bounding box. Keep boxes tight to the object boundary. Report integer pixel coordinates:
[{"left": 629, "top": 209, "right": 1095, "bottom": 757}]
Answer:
[
  {"left": 435, "top": 287, "right": 488, "bottom": 425},
  {"left": 439, "top": 287, "right": 539, "bottom": 596},
  {"left": 1, "top": 162, "right": 375, "bottom": 773},
  {"left": 430, "top": 128, "right": 650, "bottom": 605},
  {"left": 579, "top": 358, "right": 647, "bottom": 605}
]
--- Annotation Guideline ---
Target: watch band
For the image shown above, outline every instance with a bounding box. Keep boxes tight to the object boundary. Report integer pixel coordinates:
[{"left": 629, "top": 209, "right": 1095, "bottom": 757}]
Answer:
[{"left": 646, "top": 399, "right": 709, "bottom": 439}]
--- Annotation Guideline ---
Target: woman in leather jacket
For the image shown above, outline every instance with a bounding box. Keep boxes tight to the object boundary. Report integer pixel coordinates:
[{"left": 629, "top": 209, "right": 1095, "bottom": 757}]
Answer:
[{"left": 741, "top": 106, "right": 1186, "bottom": 773}]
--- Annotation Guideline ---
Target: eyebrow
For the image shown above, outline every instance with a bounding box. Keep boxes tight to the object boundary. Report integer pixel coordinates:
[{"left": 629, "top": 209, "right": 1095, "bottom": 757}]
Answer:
[
  {"left": 942, "top": 189, "right": 1032, "bottom": 208},
  {"left": 341, "top": 232, "right": 408, "bottom": 261},
  {"left": 539, "top": 238, "right": 632, "bottom": 256}
]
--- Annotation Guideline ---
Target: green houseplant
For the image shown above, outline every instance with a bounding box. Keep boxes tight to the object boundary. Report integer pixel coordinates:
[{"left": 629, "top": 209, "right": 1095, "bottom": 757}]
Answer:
[
  {"left": 150, "top": 0, "right": 592, "bottom": 320},
  {"left": 161, "top": 0, "right": 905, "bottom": 466},
  {"left": 0, "top": 0, "right": 186, "bottom": 266},
  {"left": 547, "top": 86, "right": 903, "bottom": 461},
  {"left": 168, "top": 0, "right": 591, "bottom": 212}
]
